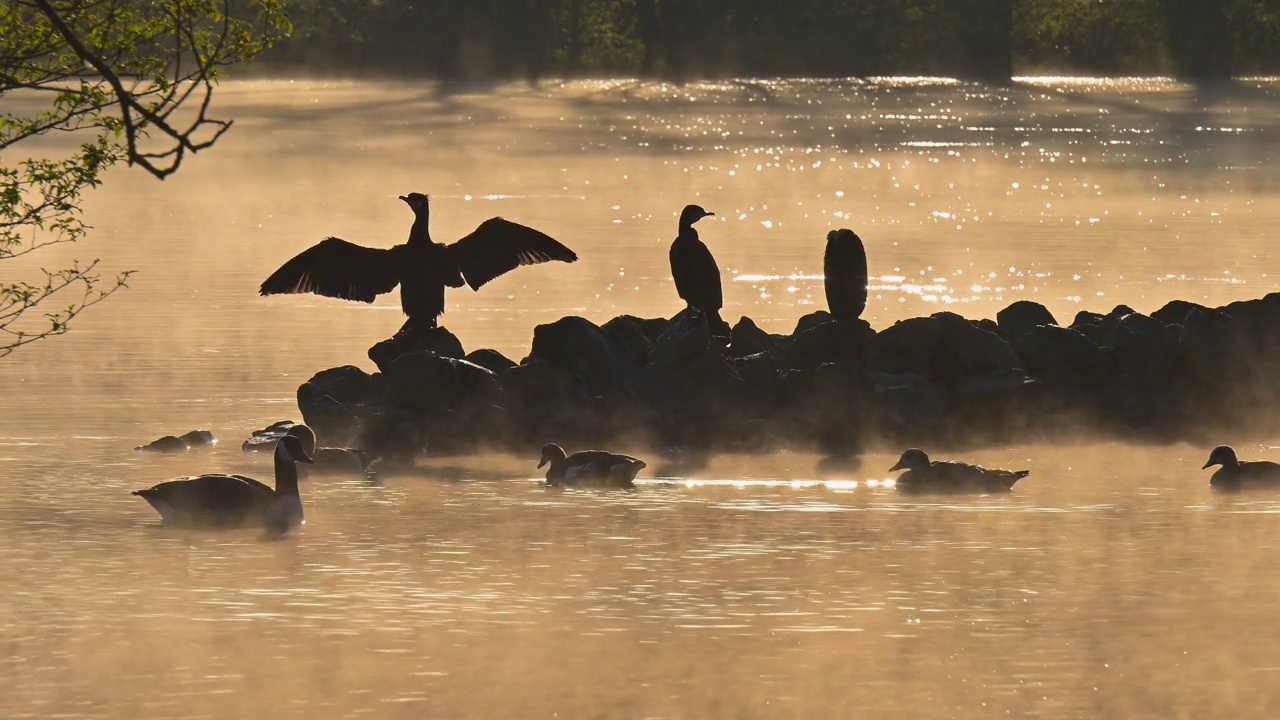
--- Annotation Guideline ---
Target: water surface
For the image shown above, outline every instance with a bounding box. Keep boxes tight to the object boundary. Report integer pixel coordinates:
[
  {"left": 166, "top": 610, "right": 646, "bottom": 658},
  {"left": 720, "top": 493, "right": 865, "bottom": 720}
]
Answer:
[{"left": 3, "top": 77, "right": 1280, "bottom": 718}]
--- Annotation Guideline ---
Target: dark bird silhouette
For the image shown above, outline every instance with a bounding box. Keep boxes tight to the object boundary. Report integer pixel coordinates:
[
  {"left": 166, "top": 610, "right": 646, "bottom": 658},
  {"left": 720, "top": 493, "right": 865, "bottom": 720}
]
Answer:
[
  {"left": 889, "top": 448, "right": 1028, "bottom": 493},
  {"left": 823, "top": 228, "right": 868, "bottom": 321},
  {"left": 1202, "top": 445, "right": 1280, "bottom": 490},
  {"left": 132, "top": 434, "right": 314, "bottom": 533},
  {"left": 260, "top": 193, "right": 578, "bottom": 330},
  {"left": 538, "top": 443, "right": 646, "bottom": 489},
  {"left": 669, "top": 204, "right": 731, "bottom": 338}
]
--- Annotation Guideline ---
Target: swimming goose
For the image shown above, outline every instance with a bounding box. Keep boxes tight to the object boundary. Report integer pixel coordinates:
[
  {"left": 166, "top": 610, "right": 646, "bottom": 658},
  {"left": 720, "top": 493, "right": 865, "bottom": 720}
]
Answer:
[
  {"left": 285, "top": 424, "right": 377, "bottom": 475},
  {"left": 132, "top": 434, "right": 313, "bottom": 532},
  {"left": 538, "top": 443, "right": 646, "bottom": 489},
  {"left": 889, "top": 448, "right": 1028, "bottom": 493},
  {"left": 259, "top": 193, "right": 578, "bottom": 330},
  {"left": 1202, "top": 445, "right": 1280, "bottom": 489},
  {"left": 669, "top": 204, "right": 731, "bottom": 338}
]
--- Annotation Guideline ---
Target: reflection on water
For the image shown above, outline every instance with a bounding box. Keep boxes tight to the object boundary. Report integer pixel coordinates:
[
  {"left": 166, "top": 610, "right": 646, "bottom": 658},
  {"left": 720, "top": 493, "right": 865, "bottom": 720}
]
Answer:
[{"left": 3, "top": 78, "right": 1280, "bottom": 717}]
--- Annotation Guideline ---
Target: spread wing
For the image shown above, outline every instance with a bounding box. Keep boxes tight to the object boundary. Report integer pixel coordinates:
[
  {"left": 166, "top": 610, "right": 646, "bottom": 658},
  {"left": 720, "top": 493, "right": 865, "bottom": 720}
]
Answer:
[
  {"left": 447, "top": 218, "right": 578, "bottom": 291},
  {"left": 260, "top": 237, "right": 403, "bottom": 302}
]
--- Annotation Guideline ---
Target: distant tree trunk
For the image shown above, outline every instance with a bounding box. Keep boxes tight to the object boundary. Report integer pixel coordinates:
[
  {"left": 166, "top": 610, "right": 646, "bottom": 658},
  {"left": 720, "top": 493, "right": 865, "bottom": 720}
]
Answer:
[
  {"left": 564, "top": 0, "right": 585, "bottom": 73},
  {"left": 634, "top": 0, "right": 664, "bottom": 75},
  {"left": 1161, "top": 0, "right": 1233, "bottom": 79},
  {"left": 955, "top": 0, "right": 1014, "bottom": 81}
]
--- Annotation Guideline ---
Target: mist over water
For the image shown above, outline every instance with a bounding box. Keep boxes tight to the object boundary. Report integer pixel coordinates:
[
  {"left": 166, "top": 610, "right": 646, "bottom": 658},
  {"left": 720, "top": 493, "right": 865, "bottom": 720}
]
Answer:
[{"left": 3, "top": 77, "right": 1280, "bottom": 717}]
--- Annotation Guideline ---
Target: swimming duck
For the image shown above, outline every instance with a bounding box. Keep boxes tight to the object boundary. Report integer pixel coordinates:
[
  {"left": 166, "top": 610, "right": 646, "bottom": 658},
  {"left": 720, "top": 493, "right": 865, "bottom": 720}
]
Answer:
[
  {"left": 1202, "top": 445, "right": 1280, "bottom": 489},
  {"left": 260, "top": 193, "right": 578, "bottom": 331},
  {"left": 538, "top": 443, "right": 646, "bottom": 489},
  {"left": 889, "top": 448, "right": 1028, "bottom": 493},
  {"left": 669, "top": 204, "right": 731, "bottom": 338},
  {"left": 285, "top": 424, "right": 378, "bottom": 475},
  {"left": 135, "top": 429, "right": 217, "bottom": 453},
  {"left": 132, "top": 434, "right": 313, "bottom": 533}
]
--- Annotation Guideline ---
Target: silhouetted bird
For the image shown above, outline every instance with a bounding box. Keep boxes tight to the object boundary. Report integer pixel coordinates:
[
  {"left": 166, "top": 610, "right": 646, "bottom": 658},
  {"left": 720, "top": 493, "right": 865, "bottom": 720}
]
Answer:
[
  {"left": 823, "top": 228, "right": 868, "bottom": 321},
  {"left": 1202, "top": 445, "right": 1280, "bottom": 490},
  {"left": 889, "top": 448, "right": 1028, "bottom": 493},
  {"left": 538, "top": 443, "right": 646, "bottom": 489},
  {"left": 669, "top": 204, "right": 731, "bottom": 338},
  {"left": 260, "top": 193, "right": 578, "bottom": 330}
]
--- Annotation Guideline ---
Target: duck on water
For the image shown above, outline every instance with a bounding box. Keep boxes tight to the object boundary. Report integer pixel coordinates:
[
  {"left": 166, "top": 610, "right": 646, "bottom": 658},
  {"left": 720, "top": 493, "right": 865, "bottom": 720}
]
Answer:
[
  {"left": 132, "top": 434, "right": 313, "bottom": 533},
  {"left": 1202, "top": 445, "right": 1280, "bottom": 490},
  {"left": 538, "top": 443, "right": 647, "bottom": 489},
  {"left": 888, "top": 448, "right": 1029, "bottom": 493},
  {"left": 259, "top": 193, "right": 579, "bottom": 330}
]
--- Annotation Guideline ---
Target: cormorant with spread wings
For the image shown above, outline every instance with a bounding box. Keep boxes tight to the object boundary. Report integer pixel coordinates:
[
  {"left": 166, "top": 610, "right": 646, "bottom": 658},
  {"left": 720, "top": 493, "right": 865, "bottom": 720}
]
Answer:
[{"left": 260, "top": 193, "right": 578, "bottom": 329}]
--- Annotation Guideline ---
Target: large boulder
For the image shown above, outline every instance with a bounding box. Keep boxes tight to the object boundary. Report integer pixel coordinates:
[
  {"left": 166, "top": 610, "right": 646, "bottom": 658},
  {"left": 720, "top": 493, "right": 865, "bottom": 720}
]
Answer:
[
  {"left": 602, "top": 316, "right": 653, "bottom": 367},
  {"left": 782, "top": 317, "right": 874, "bottom": 370},
  {"left": 298, "top": 365, "right": 375, "bottom": 412},
  {"left": 500, "top": 360, "right": 580, "bottom": 418},
  {"left": 866, "top": 317, "right": 943, "bottom": 376},
  {"left": 1017, "top": 325, "right": 1106, "bottom": 388},
  {"left": 374, "top": 352, "right": 499, "bottom": 414},
  {"left": 729, "top": 316, "right": 782, "bottom": 359},
  {"left": 932, "top": 312, "right": 1025, "bottom": 393},
  {"left": 996, "top": 301, "right": 1057, "bottom": 342},
  {"left": 652, "top": 308, "right": 712, "bottom": 369},
  {"left": 465, "top": 349, "right": 517, "bottom": 375},
  {"left": 867, "top": 372, "right": 947, "bottom": 439},
  {"left": 369, "top": 325, "right": 465, "bottom": 371},
  {"left": 528, "top": 316, "right": 634, "bottom": 397}
]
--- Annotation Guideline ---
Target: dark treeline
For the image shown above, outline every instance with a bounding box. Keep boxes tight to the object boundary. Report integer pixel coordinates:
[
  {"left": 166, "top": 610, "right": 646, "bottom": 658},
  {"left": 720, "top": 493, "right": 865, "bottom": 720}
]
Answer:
[{"left": 262, "top": 0, "right": 1280, "bottom": 80}]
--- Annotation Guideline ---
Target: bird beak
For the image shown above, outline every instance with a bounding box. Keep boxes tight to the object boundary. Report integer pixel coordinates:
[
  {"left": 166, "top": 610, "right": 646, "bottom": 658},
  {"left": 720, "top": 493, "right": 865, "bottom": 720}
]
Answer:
[
  {"left": 704, "top": 211, "right": 716, "bottom": 217},
  {"left": 398, "top": 195, "right": 409, "bottom": 203},
  {"left": 299, "top": 449, "right": 315, "bottom": 464},
  {"left": 537, "top": 458, "right": 547, "bottom": 469},
  {"left": 888, "top": 461, "right": 906, "bottom": 472},
  {"left": 1201, "top": 460, "right": 1214, "bottom": 469}
]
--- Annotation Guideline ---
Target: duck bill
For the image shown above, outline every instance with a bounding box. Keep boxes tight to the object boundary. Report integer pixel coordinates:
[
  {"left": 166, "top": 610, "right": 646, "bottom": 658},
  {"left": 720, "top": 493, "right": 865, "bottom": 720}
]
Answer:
[
  {"left": 299, "top": 449, "right": 315, "bottom": 464},
  {"left": 1201, "top": 461, "right": 1214, "bottom": 470},
  {"left": 537, "top": 458, "right": 548, "bottom": 469},
  {"left": 888, "top": 461, "right": 906, "bottom": 472}
]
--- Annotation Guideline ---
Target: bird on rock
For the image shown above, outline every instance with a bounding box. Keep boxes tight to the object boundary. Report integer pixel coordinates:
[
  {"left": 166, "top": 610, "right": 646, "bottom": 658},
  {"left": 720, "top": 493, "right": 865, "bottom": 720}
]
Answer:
[
  {"left": 669, "top": 204, "right": 731, "bottom": 338},
  {"left": 260, "top": 193, "right": 578, "bottom": 331}
]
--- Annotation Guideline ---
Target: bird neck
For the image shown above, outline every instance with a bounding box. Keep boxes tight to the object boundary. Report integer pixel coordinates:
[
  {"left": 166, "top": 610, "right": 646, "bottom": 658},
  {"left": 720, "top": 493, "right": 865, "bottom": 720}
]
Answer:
[
  {"left": 274, "top": 451, "right": 300, "bottom": 497},
  {"left": 407, "top": 210, "right": 432, "bottom": 246},
  {"left": 677, "top": 224, "right": 699, "bottom": 241}
]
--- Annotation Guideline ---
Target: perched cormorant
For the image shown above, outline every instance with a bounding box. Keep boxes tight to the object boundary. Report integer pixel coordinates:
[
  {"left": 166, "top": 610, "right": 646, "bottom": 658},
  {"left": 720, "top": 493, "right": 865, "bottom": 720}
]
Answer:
[
  {"left": 538, "top": 443, "right": 646, "bottom": 489},
  {"left": 823, "top": 228, "right": 868, "bottom": 321},
  {"left": 260, "top": 193, "right": 578, "bottom": 329},
  {"left": 888, "top": 448, "right": 1028, "bottom": 493},
  {"left": 132, "top": 434, "right": 313, "bottom": 533},
  {"left": 1202, "top": 445, "right": 1280, "bottom": 490},
  {"left": 669, "top": 204, "right": 731, "bottom": 338}
]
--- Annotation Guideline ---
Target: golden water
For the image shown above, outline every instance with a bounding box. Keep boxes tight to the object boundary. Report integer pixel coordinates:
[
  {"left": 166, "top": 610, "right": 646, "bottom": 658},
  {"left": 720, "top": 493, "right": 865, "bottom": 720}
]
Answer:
[{"left": 3, "top": 77, "right": 1280, "bottom": 718}]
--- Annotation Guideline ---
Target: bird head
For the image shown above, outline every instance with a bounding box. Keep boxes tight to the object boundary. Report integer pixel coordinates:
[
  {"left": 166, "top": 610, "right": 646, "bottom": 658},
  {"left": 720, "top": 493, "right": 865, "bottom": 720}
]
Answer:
[
  {"left": 399, "top": 193, "right": 430, "bottom": 215},
  {"left": 889, "top": 448, "right": 930, "bottom": 473},
  {"left": 1203, "top": 445, "right": 1238, "bottom": 470},
  {"left": 537, "top": 443, "right": 567, "bottom": 469},
  {"left": 285, "top": 424, "right": 318, "bottom": 457},
  {"left": 679, "top": 204, "right": 714, "bottom": 228},
  {"left": 276, "top": 434, "right": 315, "bottom": 464}
]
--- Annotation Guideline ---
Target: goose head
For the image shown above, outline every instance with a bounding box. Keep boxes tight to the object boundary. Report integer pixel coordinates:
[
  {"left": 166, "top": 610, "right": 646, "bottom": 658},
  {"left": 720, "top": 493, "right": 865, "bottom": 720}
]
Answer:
[
  {"left": 537, "top": 443, "right": 568, "bottom": 469},
  {"left": 889, "top": 448, "right": 931, "bottom": 473},
  {"left": 276, "top": 433, "right": 315, "bottom": 465},
  {"left": 1202, "top": 445, "right": 1239, "bottom": 470},
  {"left": 285, "top": 423, "right": 319, "bottom": 457},
  {"left": 679, "top": 204, "right": 714, "bottom": 230}
]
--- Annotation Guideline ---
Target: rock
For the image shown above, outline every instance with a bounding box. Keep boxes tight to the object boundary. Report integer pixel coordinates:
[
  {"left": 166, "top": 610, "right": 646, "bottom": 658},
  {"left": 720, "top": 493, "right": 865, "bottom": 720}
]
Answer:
[
  {"left": 178, "top": 430, "right": 216, "bottom": 447},
  {"left": 868, "top": 372, "right": 948, "bottom": 437},
  {"left": 135, "top": 435, "right": 190, "bottom": 453},
  {"left": 375, "top": 352, "right": 499, "bottom": 414},
  {"left": 353, "top": 411, "right": 423, "bottom": 465},
  {"left": 368, "top": 325, "right": 465, "bottom": 370},
  {"left": 824, "top": 228, "right": 868, "bottom": 321},
  {"left": 299, "top": 395, "right": 360, "bottom": 446},
  {"left": 652, "top": 308, "right": 711, "bottom": 369},
  {"left": 528, "top": 316, "right": 632, "bottom": 397},
  {"left": 793, "top": 310, "right": 835, "bottom": 336},
  {"left": 866, "top": 317, "right": 942, "bottom": 376},
  {"left": 500, "top": 360, "right": 581, "bottom": 419},
  {"left": 932, "top": 312, "right": 1024, "bottom": 393},
  {"left": 465, "top": 349, "right": 517, "bottom": 375},
  {"left": 1152, "top": 299, "right": 1213, "bottom": 327},
  {"left": 729, "top": 351, "right": 782, "bottom": 414},
  {"left": 298, "top": 365, "right": 374, "bottom": 413},
  {"left": 626, "top": 316, "right": 672, "bottom": 344},
  {"left": 602, "top": 316, "right": 653, "bottom": 367},
  {"left": 729, "top": 316, "right": 780, "bottom": 359},
  {"left": 1017, "top": 325, "right": 1106, "bottom": 387},
  {"left": 783, "top": 319, "right": 840, "bottom": 370},
  {"left": 996, "top": 300, "right": 1056, "bottom": 341},
  {"left": 775, "top": 362, "right": 867, "bottom": 451}
]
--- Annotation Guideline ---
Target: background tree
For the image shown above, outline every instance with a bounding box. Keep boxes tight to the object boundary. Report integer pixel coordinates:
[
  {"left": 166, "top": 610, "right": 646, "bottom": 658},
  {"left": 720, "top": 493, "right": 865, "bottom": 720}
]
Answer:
[{"left": 0, "top": 0, "right": 289, "bottom": 357}]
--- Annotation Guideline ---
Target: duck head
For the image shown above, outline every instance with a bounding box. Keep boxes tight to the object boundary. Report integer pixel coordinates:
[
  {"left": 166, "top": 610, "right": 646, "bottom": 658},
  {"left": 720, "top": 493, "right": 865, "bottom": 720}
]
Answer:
[
  {"left": 537, "top": 443, "right": 567, "bottom": 469},
  {"left": 285, "top": 424, "right": 318, "bottom": 457},
  {"left": 889, "top": 448, "right": 930, "bottom": 473},
  {"left": 1202, "top": 445, "right": 1239, "bottom": 470},
  {"left": 399, "top": 192, "right": 430, "bottom": 215},
  {"left": 679, "top": 204, "right": 714, "bottom": 229},
  {"left": 276, "top": 433, "right": 315, "bottom": 465}
]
